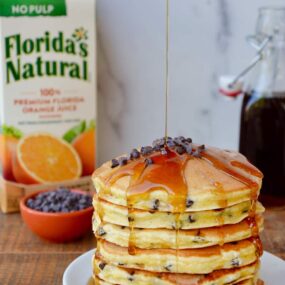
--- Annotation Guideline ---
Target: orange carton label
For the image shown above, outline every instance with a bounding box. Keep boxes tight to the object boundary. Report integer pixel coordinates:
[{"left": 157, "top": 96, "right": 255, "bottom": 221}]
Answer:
[{"left": 0, "top": 0, "right": 96, "bottom": 212}]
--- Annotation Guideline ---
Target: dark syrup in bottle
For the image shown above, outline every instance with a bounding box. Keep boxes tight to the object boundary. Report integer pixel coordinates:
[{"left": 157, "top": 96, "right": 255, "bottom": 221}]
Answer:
[{"left": 239, "top": 91, "right": 285, "bottom": 206}]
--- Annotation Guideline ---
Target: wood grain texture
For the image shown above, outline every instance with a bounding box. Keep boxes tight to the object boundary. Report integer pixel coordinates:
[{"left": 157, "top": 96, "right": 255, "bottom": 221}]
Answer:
[{"left": 0, "top": 208, "right": 284, "bottom": 285}]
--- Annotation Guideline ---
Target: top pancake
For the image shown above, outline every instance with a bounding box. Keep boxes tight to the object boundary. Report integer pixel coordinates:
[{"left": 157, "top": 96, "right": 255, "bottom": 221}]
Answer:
[{"left": 93, "top": 143, "right": 263, "bottom": 212}]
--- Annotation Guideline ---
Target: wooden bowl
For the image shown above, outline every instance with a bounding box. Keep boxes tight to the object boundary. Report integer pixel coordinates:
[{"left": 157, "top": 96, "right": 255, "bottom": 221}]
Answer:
[{"left": 20, "top": 189, "right": 93, "bottom": 243}]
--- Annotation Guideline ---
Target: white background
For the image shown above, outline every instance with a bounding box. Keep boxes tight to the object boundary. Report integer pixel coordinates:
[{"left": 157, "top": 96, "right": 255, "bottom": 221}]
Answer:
[{"left": 98, "top": 0, "right": 284, "bottom": 164}]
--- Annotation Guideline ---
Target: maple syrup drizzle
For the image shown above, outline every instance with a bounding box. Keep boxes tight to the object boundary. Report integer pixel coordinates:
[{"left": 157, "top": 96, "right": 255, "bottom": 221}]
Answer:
[
  {"left": 87, "top": 277, "right": 94, "bottom": 285},
  {"left": 105, "top": 160, "right": 145, "bottom": 255},
  {"left": 201, "top": 149, "right": 263, "bottom": 254},
  {"left": 164, "top": 0, "right": 169, "bottom": 141},
  {"left": 163, "top": 0, "right": 181, "bottom": 274},
  {"left": 213, "top": 181, "right": 226, "bottom": 245},
  {"left": 105, "top": 148, "right": 189, "bottom": 258},
  {"left": 126, "top": 149, "right": 189, "bottom": 264},
  {"left": 96, "top": 195, "right": 104, "bottom": 222}
]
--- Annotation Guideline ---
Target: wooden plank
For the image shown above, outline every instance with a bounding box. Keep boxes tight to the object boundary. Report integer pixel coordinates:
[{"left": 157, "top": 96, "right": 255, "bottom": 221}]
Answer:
[
  {"left": 0, "top": 253, "right": 81, "bottom": 285},
  {"left": 261, "top": 207, "right": 285, "bottom": 260},
  {"left": 0, "top": 213, "right": 95, "bottom": 254}
]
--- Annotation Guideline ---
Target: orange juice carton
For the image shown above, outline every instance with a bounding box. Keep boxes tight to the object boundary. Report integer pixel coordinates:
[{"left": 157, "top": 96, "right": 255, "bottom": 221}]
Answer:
[{"left": 0, "top": 0, "right": 96, "bottom": 213}]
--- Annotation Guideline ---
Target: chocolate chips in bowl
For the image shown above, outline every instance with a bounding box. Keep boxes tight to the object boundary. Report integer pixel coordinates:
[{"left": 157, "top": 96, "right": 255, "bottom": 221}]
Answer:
[
  {"left": 20, "top": 188, "right": 94, "bottom": 242},
  {"left": 26, "top": 188, "right": 92, "bottom": 213}
]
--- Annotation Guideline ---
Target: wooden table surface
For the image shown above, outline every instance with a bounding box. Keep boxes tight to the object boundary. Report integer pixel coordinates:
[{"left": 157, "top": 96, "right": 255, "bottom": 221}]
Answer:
[{"left": 0, "top": 207, "right": 284, "bottom": 285}]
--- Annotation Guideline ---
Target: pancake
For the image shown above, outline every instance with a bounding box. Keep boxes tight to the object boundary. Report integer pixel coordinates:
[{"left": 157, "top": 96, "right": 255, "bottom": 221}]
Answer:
[
  {"left": 92, "top": 137, "right": 264, "bottom": 284},
  {"left": 93, "top": 196, "right": 264, "bottom": 230},
  {"left": 96, "top": 238, "right": 261, "bottom": 274},
  {"left": 93, "top": 256, "right": 260, "bottom": 285},
  {"left": 93, "top": 146, "right": 262, "bottom": 212},
  {"left": 93, "top": 277, "right": 261, "bottom": 285},
  {"left": 93, "top": 215, "right": 263, "bottom": 249}
]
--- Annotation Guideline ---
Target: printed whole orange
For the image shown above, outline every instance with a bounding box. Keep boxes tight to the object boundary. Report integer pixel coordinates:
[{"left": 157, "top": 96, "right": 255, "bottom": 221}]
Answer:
[
  {"left": 72, "top": 128, "right": 95, "bottom": 176},
  {"left": 0, "top": 135, "right": 18, "bottom": 181}
]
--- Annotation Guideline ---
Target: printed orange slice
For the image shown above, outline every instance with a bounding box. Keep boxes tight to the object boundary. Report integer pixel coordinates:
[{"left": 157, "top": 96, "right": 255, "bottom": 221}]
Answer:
[{"left": 13, "top": 133, "right": 82, "bottom": 184}]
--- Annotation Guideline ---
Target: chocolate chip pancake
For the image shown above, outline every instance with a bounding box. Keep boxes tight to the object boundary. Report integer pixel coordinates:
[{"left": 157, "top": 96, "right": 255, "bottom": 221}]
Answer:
[
  {"left": 93, "top": 277, "right": 262, "bottom": 285},
  {"left": 96, "top": 238, "right": 261, "bottom": 274},
  {"left": 93, "top": 215, "right": 263, "bottom": 250},
  {"left": 92, "top": 136, "right": 264, "bottom": 285},
  {"left": 93, "top": 143, "right": 262, "bottom": 213},
  {"left": 93, "top": 256, "right": 260, "bottom": 285},
  {"left": 93, "top": 196, "right": 264, "bottom": 230}
]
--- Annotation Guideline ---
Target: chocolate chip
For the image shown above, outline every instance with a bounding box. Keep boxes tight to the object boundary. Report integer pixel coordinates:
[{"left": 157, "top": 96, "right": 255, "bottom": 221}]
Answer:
[
  {"left": 165, "top": 264, "right": 172, "bottom": 272},
  {"left": 152, "top": 138, "right": 165, "bottom": 148},
  {"left": 184, "top": 143, "right": 193, "bottom": 154},
  {"left": 27, "top": 199, "right": 34, "bottom": 208},
  {"left": 97, "top": 227, "right": 106, "bottom": 236},
  {"left": 99, "top": 262, "right": 106, "bottom": 270},
  {"left": 186, "top": 198, "right": 194, "bottom": 208},
  {"left": 118, "top": 262, "right": 125, "bottom": 266},
  {"left": 111, "top": 158, "right": 119, "bottom": 168},
  {"left": 153, "top": 144, "right": 161, "bottom": 151},
  {"left": 199, "top": 144, "right": 205, "bottom": 151},
  {"left": 145, "top": 158, "right": 153, "bottom": 166},
  {"left": 130, "top": 271, "right": 135, "bottom": 275},
  {"left": 152, "top": 199, "right": 160, "bottom": 210},
  {"left": 193, "top": 144, "right": 205, "bottom": 157},
  {"left": 166, "top": 138, "right": 175, "bottom": 148},
  {"left": 174, "top": 136, "right": 186, "bottom": 145},
  {"left": 121, "top": 226, "right": 126, "bottom": 229},
  {"left": 128, "top": 276, "right": 134, "bottom": 282},
  {"left": 188, "top": 215, "right": 196, "bottom": 223},
  {"left": 130, "top": 149, "right": 140, "bottom": 159},
  {"left": 141, "top": 146, "right": 153, "bottom": 156},
  {"left": 118, "top": 157, "right": 128, "bottom": 166},
  {"left": 128, "top": 216, "right": 134, "bottom": 222},
  {"left": 176, "top": 146, "right": 185, "bottom": 155},
  {"left": 242, "top": 208, "right": 249, "bottom": 214},
  {"left": 231, "top": 257, "right": 240, "bottom": 267},
  {"left": 193, "top": 235, "right": 206, "bottom": 243},
  {"left": 192, "top": 150, "right": 201, "bottom": 158},
  {"left": 186, "top": 138, "right": 192, "bottom": 143}
]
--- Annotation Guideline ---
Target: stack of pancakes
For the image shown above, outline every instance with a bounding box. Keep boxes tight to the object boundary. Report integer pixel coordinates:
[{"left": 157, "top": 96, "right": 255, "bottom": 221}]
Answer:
[{"left": 92, "top": 137, "right": 264, "bottom": 285}]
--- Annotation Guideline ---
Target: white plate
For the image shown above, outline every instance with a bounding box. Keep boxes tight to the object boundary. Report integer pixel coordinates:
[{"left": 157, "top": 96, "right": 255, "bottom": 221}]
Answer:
[{"left": 63, "top": 250, "right": 285, "bottom": 285}]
